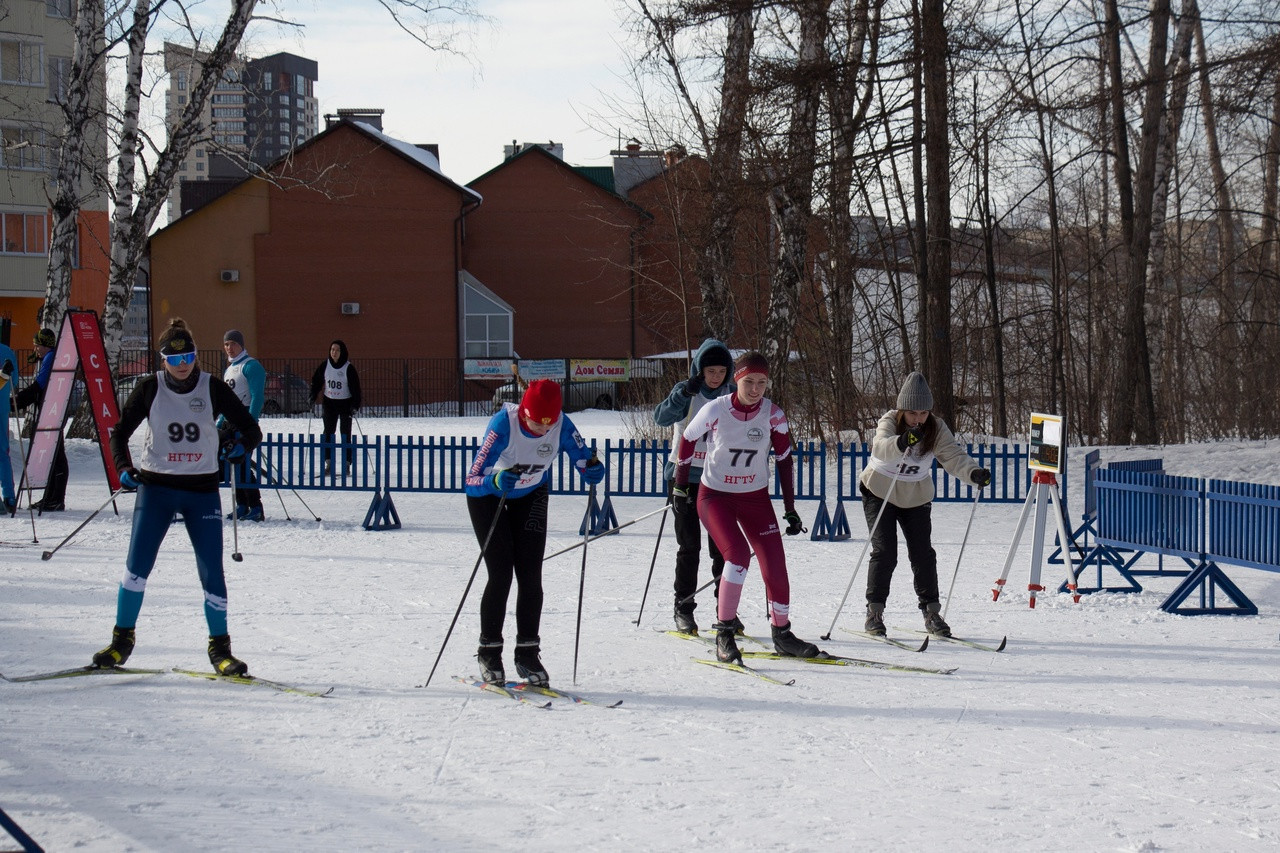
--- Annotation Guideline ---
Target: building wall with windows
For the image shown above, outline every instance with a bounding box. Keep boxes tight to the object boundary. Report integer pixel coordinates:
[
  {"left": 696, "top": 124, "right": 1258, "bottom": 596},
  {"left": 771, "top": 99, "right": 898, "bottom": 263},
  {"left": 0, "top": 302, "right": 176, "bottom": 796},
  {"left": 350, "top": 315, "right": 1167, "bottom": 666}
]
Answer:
[
  {"left": 163, "top": 43, "right": 319, "bottom": 224},
  {"left": 1, "top": 0, "right": 110, "bottom": 345}
]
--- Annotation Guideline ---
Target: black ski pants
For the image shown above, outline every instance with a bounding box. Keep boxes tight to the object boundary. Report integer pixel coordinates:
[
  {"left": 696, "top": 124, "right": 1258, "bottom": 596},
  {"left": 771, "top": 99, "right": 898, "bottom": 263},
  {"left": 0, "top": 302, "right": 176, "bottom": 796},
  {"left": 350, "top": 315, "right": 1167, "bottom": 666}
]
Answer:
[
  {"left": 669, "top": 479, "right": 724, "bottom": 614},
  {"left": 860, "top": 484, "right": 939, "bottom": 609},
  {"left": 466, "top": 483, "right": 549, "bottom": 645},
  {"left": 321, "top": 397, "right": 355, "bottom": 468}
]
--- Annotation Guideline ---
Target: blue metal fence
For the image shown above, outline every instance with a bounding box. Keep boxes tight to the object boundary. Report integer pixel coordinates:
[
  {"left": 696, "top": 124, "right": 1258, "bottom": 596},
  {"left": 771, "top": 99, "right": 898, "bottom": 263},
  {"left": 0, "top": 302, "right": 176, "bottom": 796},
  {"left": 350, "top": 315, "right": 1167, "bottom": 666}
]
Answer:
[
  {"left": 1091, "top": 468, "right": 1271, "bottom": 614},
  {"left": 232, "top": 434, "right": 1034, "bottom": 537}
]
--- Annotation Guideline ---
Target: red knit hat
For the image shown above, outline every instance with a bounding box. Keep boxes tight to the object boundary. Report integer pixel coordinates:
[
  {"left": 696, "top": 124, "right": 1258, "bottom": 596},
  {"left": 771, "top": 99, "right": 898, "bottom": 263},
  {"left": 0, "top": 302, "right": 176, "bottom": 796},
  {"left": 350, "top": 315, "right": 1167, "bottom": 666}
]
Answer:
[
  {"left": 520, "top": 379, "right": 562, "bottom": 426},
  {"left": 733, "top": 351, "right": 769, "bottom": 382}
]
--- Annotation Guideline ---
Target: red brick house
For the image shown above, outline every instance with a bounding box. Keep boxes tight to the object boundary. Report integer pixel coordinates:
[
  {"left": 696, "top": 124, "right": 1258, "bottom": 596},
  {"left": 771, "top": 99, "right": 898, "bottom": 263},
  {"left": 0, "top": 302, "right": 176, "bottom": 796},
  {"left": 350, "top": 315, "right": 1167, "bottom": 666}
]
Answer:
[
  {"left": 463, "top": 145, "right": 653, "bottom": 358},
  {"left": 149, "top": 118, "right": 482, "bottom": 362}
]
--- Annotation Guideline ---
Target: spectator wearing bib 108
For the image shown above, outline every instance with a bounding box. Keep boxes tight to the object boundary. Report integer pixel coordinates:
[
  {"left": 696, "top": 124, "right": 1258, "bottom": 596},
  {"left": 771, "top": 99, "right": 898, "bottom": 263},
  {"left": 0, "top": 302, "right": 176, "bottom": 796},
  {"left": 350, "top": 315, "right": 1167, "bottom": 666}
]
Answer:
[{"left": 310, "top": 339, "right": 361, "bottom": 475}]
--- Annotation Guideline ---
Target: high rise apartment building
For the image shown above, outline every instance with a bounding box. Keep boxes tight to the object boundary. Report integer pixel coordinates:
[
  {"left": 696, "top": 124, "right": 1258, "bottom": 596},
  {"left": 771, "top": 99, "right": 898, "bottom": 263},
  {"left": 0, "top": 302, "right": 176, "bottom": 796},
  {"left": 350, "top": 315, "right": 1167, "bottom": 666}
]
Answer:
[
  {"left": 163, "top": 42, "right": 318, "bottom": 222},
  {"left": 1, "top": 0, "right": 110, "bottom": 342}
]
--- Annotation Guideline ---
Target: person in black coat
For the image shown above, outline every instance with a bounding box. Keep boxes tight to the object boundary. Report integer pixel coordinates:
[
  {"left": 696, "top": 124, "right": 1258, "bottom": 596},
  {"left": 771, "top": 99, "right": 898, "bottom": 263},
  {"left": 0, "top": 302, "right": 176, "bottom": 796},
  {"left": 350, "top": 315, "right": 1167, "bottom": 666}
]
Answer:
[{"left": 309, "top": 339, "right": 362, "bottom": 474}]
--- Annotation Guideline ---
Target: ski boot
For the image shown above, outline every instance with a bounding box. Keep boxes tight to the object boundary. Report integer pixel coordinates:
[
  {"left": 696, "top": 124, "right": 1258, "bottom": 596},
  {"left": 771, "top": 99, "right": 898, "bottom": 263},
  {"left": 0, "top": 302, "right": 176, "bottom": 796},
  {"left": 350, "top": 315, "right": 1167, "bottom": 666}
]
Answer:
[
  {"left": 771, "top": 621, "right": 819, "bottom": 658},
  {"left": 92, "top": 626, "right": 136, "bottom": 668},
  {"left": 923, "top": 602, "right": 951, "bottom": 637},
  {"left": 713, "top": 621, "right": 742, "bottom": 664},
  {"left": 514, "top": 637, "right": 549, "bottom": 687},
  {"left": 864, "top": 602, "right": 886, "bottom": 636},
  {"left": 673, "top": 607, "right": 698, "bottom": 635},
  {"left": 207, "top": 634, "right": 249, "bottom": 677},
  {"left": 477, "top": 638, "right": 504, "bottom": 684}
]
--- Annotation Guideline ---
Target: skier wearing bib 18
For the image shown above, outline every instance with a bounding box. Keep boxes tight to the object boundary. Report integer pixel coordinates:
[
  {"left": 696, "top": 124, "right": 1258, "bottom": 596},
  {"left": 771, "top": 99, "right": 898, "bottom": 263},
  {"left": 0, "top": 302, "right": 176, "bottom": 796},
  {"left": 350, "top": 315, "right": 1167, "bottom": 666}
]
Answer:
[{"left": 859, "top": 371, "right": 990, "bottom": 638}]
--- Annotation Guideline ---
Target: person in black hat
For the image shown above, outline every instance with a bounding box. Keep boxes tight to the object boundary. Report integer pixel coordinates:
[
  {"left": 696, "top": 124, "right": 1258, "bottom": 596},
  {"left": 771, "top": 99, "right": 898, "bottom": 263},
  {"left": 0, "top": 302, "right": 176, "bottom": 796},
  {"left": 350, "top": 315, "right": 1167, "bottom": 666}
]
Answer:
[
  {"left": 13, "top": 327, "right": 68, "bottom": 512},
  {"left": 92, "top": 318, "right": 262, "bottom": 676},
  {"left": 652, "top": 338, "right": 736, "bottom": 635}
]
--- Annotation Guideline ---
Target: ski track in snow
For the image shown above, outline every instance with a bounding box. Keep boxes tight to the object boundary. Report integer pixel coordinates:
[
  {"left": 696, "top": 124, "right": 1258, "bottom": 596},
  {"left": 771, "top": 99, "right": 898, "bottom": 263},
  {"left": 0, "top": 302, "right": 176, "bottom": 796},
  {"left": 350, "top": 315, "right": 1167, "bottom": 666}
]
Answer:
[{"left": 1, "top": 415, "right": 1278, "bottom": 851}]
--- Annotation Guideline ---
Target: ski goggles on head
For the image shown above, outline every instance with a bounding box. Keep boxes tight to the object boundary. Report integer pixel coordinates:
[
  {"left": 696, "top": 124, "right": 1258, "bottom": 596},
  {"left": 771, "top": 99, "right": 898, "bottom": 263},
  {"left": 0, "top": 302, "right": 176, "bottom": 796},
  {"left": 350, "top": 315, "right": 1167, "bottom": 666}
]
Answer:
[{"left": 160, "top": 350, "right": 197, "bottom": 366}]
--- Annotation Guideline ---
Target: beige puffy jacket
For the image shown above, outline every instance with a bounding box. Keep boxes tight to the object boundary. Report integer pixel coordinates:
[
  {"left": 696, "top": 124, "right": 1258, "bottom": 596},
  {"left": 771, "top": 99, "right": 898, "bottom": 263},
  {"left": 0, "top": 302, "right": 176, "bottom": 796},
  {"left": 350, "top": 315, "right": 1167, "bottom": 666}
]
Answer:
[{"left": 858, "top": 411, "right": 979, "bottom": 509}]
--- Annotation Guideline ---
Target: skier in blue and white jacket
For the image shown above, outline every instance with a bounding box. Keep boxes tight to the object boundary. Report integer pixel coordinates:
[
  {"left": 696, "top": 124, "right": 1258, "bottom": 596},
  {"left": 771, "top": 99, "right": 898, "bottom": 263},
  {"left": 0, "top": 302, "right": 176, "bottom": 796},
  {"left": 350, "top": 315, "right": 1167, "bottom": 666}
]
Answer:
[
  {"left": 464, "top": 379, "right": 605, "bottom": 687},
  {"left": 652, "top": 337, "right": 736, "bottom": 635}
]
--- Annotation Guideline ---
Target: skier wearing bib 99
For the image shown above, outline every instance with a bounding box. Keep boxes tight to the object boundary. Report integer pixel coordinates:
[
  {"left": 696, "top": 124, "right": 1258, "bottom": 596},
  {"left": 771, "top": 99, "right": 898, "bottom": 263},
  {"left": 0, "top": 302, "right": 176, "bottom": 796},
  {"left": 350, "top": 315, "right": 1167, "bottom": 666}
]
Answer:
[
  {"left": 652, "top": 337, "right": 735, "bottom": 635},
  {"left": 93, "top": 319, "right": 262, "bottom": 676},
  {"left": 859, "top": 371, "right": 990, "bottom": 638},
  {"left": 672, "top": 351, "right": 818, "bottom": 665},
  {"left": 464, "top": 379, "right": 605, "bottom": 687},
  {"left": 310, "top": 340, "right": 361, "bottom": 474}
]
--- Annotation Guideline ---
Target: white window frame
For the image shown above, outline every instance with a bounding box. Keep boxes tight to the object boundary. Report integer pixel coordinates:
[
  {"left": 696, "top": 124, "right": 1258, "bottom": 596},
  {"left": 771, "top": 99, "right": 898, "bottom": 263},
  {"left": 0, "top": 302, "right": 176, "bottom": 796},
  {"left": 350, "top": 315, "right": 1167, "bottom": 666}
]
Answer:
[
  {"left": 1, "top": 209, "right": 49, "bottom": 256},
  {"left": 0, "top": 38, "right": 44, "bottom": 86},
  {"left": 461, "top": 273, "right": 514, "bottom": 358}
]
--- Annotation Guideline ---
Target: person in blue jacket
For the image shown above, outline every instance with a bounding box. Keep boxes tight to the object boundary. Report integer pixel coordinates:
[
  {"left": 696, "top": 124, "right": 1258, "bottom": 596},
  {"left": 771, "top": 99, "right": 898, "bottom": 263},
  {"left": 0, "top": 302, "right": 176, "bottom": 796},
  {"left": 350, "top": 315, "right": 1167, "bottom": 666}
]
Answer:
[
  {"left": 0, "top": 341, "right": 17, "bottom": 514},
  {"left": 463, "top": 379, "right": 605, "bottom": 687},
  {"left": 652, "top": 338, "right": 736, "bottom": 634},
  {"left": 220, "top": 329, "right": 266, "bottom": 521},
  {"left": 92, "top": 319, "right": 262, "bottom": 676}
]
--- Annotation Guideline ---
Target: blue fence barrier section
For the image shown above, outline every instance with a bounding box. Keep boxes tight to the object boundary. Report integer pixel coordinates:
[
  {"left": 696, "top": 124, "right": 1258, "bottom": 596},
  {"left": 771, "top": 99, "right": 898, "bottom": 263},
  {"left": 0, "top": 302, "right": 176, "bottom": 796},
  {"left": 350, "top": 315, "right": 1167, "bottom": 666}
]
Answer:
[{"left": 1093, "top": 468, "right": 1269, "bottom": 615}]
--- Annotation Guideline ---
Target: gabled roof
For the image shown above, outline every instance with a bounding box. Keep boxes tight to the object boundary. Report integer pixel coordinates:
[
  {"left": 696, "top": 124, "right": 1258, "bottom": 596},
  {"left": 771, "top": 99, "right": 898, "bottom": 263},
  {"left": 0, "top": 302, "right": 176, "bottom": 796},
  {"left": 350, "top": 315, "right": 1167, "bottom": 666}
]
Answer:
[
  {"left": 154, "top": 118, "right": 482, "bottom": 235},
  {"left": 345, "top": 120, "right": 482, "bottom": 205},
  {"left": 466, "top": 145, "right": 650, "bottom": 220}
]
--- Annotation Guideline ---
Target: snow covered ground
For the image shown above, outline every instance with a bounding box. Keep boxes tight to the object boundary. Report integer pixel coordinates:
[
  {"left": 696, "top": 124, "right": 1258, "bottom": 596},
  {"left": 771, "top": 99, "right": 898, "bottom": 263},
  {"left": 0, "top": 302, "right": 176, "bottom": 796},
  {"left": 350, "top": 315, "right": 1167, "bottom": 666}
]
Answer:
[{"left": 2, "top": 412, "right": 1278, "bottom": 852}]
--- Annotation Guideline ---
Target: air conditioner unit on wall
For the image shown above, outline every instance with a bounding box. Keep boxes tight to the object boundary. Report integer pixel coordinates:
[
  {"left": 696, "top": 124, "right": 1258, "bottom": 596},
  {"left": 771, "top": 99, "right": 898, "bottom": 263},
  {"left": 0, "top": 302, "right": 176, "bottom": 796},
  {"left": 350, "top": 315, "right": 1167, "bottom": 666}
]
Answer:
[
  {"left": 340, "top": 302, "right": 360, "bottom": 315},
  {"left": 220, "top": 269, "right": 239, "bottom": 283}
]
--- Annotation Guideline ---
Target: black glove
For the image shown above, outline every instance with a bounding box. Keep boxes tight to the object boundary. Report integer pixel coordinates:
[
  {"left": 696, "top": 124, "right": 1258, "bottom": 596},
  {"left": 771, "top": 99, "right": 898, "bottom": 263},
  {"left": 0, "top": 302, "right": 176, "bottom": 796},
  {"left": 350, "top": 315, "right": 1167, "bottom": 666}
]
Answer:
[
  {"left": 671, "top": 485, "right": 690, "bottom": 514},
  {"left": 783, "top": 510, "right": 805, "bottom": 536},
  {"left": 683, "top": 374, "right": 704, "bottom": 397},
  {"left": 896, "top": 426, "right": 924, "bottom": 452},
  {"left": 218, "top": 428, "right": 245, "bottom": 461},
  {"left": 970, "top": 468, "right": 991, "bottom": 488}
]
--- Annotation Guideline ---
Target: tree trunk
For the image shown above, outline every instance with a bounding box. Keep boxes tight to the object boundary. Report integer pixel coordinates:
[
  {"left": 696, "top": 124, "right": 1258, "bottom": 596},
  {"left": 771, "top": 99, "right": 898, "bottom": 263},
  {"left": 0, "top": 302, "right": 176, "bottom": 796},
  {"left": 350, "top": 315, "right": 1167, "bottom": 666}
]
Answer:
[
  {"left": 760, "top": 0, "right": 828, "bottom": 402},
  {"left": 920, "top": 0, "right": 953, "bottom": 423}
]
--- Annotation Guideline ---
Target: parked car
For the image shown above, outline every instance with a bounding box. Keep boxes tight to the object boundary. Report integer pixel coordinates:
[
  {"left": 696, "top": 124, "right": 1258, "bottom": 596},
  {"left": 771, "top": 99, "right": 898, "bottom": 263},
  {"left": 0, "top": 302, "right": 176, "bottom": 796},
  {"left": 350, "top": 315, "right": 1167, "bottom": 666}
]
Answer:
[
  {"left": 492, "top": 379, "right": 621, "bottom": 413},
  {"left": 114, "top": 370, "right": 310, "bottom": 415}
]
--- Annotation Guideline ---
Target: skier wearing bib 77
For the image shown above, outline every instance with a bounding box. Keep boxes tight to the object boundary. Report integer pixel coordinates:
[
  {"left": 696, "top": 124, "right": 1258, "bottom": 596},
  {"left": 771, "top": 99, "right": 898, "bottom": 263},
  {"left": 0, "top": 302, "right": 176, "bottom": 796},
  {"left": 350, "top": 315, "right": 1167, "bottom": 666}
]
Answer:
[{"left": 672, "top": 351, "right": 817, "bottom": 665}]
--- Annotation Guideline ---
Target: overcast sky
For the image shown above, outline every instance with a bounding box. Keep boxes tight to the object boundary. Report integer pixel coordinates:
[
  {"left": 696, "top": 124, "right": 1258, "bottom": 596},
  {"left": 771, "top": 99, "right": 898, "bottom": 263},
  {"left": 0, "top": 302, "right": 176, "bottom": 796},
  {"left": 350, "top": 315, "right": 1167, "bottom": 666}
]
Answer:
[{"left": 239, "top": 0, "right": 642, "bottom": 185}]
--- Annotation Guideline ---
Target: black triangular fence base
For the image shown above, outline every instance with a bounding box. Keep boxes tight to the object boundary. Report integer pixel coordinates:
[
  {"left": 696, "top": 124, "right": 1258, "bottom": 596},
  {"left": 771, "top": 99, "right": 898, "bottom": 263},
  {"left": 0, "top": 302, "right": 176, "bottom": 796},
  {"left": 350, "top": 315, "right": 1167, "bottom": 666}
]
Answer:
[{"left": 1160, "top": 562, "right": 1258, "bottom": 615}]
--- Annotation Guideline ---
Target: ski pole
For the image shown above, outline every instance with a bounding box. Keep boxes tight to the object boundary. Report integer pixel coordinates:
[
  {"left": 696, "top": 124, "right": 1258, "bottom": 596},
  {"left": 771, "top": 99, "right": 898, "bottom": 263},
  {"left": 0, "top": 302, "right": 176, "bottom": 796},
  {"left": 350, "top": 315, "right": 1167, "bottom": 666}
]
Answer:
[
  {"left": 632, "top": 504, "right": 670, "bottom": 626},
  {"left": 258, "top": 455, "right": 322, "bottom": 522},
  {"left": 423, "top": 480, "right": 520, "bottom": 688},
  {"left": 821, "top": 471, "right": 899, "bottom": 641},
  {"left": 572, "top": 459, "right": 600, "bottom": 685},
  {"left": 40, "top": 486, "right": 130, "bottom": 561},
  {"left": 941, "top": 489, "right": 982, "bottom": 620},
  {"left": 544, "top": 503, "right": 669, "bottom": 560},
  {"left": 676, "top": 576, "right": 716, "bottom": 607},
  {"left": 228, "top": 461, "right": 243, "bottom": 562}
]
